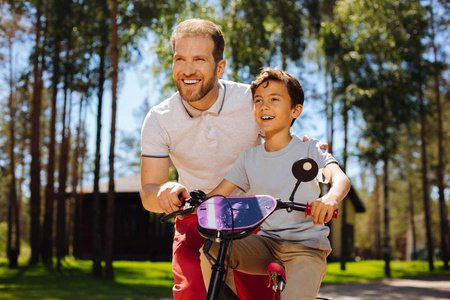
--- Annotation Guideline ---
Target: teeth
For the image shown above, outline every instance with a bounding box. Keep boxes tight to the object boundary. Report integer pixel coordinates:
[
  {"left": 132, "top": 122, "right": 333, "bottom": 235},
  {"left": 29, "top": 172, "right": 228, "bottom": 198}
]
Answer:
[
  {"left": 184, "top": 80, "right": 199, "bottom": 84},
  {"left": 262, "top": 116, "right": 274, "bottom": 120}
]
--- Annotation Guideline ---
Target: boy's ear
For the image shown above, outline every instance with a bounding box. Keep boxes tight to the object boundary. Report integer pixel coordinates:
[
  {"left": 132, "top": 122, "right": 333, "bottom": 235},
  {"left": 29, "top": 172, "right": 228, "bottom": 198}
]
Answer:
[{"left": 292, "top": 104, "right": 303, "bottom": 118}]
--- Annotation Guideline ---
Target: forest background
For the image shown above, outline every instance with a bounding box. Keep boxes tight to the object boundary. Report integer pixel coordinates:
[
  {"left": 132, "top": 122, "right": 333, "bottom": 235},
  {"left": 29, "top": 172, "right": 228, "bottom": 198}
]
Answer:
[{"left": 0, "top": 0, "right": 448, "bottom": 280}]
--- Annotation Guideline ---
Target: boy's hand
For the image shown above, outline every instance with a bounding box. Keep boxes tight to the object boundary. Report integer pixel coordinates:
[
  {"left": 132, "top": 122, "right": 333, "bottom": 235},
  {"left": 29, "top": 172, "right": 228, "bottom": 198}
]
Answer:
[
  {"left": 305, "top": 198, "right": 338, "bottom": 225},
  {"left": 301, "top": 135, "right": 329, "bottom": 151}
]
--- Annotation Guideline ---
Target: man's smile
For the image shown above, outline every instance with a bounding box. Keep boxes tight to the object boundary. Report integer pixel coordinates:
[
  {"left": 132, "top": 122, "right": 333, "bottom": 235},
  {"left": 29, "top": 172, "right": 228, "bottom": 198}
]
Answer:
[{"left": 182, "top": 79, "right": 200, "bottom": 85}]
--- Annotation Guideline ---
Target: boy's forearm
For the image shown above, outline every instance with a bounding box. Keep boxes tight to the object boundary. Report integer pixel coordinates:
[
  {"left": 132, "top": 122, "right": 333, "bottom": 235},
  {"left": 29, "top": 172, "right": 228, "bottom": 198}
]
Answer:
[{"left": 326, "top": 174, "right": 351, "bottom": 206}]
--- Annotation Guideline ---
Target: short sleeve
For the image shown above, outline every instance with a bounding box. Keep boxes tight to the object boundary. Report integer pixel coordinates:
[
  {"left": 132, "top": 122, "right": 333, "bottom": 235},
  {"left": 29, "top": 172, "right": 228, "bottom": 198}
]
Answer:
[
  {"left": 308, "top": 139, "right": 338, "bottom": 184},
  {"left": 224, "top": 150, "right": 250, "bottom": 192},
  {"left": 141, "top": 109, "right": 170, "bottom": 158}
]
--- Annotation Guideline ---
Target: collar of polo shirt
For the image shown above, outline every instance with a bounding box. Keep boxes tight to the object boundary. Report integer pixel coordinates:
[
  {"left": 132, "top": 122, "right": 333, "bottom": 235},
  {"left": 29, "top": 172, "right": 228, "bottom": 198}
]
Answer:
[{"left": 181, "top": 80, "right": 226, "bottom": 118}]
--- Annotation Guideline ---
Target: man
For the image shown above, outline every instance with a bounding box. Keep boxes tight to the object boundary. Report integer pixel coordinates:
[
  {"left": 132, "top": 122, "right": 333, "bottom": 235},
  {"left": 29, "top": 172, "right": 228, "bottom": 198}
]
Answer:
[{"left": 140, "top": 18, "right": 325, "bottom": 299}]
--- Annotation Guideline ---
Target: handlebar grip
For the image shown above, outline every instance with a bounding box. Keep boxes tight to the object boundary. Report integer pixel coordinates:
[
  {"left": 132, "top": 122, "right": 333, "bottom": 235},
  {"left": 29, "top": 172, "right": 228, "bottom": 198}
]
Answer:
[{"left": 305, "top": 202, "right": 338, "bottom": 219}]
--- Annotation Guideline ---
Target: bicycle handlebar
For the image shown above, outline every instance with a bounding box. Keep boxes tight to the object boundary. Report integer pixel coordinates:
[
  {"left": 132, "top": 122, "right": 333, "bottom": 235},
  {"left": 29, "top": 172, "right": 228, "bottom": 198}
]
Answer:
[
  {"left": 277, "top": 201, "right": 339, "bottom": 219},
  {"left": 160, "top": 192, "right": 338, "bottom": 223}
]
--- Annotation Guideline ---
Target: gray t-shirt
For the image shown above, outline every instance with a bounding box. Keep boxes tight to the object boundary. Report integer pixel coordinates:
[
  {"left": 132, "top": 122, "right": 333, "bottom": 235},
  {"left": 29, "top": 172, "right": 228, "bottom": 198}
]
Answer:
[
  {"left": 225, "top": 134, "right": 338, "bottom": 250},
  {"left": 141, "top": 80, "right": 262, "bottom": 194}
]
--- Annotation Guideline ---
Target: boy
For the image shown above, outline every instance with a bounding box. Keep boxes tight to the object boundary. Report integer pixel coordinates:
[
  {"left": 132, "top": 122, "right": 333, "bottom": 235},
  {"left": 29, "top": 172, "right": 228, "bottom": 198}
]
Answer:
[{"left": 200, "top": 67, "right": 351, "bottom": 299}]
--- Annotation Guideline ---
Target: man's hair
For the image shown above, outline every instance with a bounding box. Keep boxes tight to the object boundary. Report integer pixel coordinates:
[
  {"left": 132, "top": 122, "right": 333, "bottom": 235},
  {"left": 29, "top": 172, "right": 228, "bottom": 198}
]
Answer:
[
  {"left": 170, "top": 18, "right": 225, "bottom": 62},
  {"left": 250, "top": 67, "right": 304, "bottom": 107}
]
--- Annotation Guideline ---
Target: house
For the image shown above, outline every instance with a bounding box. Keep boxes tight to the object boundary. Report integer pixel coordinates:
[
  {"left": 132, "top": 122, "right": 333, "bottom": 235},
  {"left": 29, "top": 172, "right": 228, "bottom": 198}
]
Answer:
[
  {"left": 73, "top": 175, "right": 364, "bottom": 262},
  {"left": 73, "top": 174, "right": 174, "bottom": 261},
  {"left": 328, "top": 186, "right": 366, "bottom": 261}
]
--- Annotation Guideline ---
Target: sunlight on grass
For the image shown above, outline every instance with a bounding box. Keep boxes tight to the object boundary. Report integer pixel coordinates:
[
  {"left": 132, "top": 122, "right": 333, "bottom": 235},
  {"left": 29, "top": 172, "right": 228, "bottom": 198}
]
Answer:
[
  {"left": 0, "top": 258, "right": 449, "bottom": 299},
  {"left": 324, "top": 260, "right": 449, "bottom": 284}
]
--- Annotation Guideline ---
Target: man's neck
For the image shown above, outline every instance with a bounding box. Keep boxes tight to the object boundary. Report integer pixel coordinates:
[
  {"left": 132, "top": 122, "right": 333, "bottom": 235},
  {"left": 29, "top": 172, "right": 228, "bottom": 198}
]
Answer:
[{"left": 187, "top": 81, "right": 220, "bottom": 111}]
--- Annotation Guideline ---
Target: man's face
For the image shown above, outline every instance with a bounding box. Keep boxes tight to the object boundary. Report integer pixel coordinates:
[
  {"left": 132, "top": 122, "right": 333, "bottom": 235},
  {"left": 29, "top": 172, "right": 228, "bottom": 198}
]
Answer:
[{"left": 172, "top": 36, "right": 225, "bottom": 106}]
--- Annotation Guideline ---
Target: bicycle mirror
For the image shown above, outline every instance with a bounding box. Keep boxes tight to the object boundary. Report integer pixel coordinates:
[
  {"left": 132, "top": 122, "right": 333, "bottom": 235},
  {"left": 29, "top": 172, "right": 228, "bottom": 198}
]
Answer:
[{"left": 292, "top": 158, "right": 318, "bottom": 182}]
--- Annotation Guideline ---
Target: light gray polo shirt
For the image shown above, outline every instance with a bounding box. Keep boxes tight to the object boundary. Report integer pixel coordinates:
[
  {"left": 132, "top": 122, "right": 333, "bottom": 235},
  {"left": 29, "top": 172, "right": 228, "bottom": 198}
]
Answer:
[{"left": 141, "top": 80, "right": 261, "bottom": 194}]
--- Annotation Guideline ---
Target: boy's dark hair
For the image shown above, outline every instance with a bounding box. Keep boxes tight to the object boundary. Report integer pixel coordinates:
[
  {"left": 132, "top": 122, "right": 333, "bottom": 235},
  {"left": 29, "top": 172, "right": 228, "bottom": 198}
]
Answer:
[
  {"left": 250, "top": 67, "right": 304, "bottom": 108},
  {"left": 171, "top": 18, "right": 225, "bottom": 63}
]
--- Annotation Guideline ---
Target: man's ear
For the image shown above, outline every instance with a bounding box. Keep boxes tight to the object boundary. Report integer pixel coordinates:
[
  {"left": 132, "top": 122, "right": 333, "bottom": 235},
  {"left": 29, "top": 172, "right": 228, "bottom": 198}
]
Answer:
[
  {"left": 216, "top": 60, "right": 226, "bottom": 78},
  {"left": 292, "top": 104, "right": 303, "bottom": 118}
]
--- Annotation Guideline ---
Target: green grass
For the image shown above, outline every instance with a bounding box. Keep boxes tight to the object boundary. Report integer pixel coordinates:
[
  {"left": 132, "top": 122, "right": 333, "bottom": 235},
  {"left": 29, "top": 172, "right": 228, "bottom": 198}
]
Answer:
[
  {"left": 0, "top": 258, "right": 449, "bottom": 299},
  {"left": 324, "top": 260, "right": 450, "bottom": 284},
  {"left": 0, "top": 258, "right": 174, "bottom": 300}
]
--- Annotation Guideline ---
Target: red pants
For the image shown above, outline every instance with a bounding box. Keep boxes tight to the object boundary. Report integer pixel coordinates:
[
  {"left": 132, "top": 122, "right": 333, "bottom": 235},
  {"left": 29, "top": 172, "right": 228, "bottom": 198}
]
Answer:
[{"left": 172, "top": 215, "right": 273, "bottom": 300}]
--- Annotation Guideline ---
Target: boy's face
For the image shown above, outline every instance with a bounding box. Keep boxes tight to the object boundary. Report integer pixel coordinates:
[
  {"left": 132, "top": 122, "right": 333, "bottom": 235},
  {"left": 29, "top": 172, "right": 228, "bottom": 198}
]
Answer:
[{"left": 253, "top": 80, "right": 302, "bottom": 135}]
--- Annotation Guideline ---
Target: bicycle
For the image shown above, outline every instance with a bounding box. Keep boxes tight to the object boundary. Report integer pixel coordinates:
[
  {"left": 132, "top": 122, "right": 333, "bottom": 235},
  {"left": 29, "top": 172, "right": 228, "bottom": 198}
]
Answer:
[{"left": 161, "top": 158, "right": 337, "bottom": 300}]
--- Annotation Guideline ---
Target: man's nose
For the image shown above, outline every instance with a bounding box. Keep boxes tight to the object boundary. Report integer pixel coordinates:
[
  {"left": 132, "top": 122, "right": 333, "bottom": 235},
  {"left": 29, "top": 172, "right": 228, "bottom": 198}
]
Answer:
[{"left": 182, "top": 61, "right": 196, "bottom": 76}]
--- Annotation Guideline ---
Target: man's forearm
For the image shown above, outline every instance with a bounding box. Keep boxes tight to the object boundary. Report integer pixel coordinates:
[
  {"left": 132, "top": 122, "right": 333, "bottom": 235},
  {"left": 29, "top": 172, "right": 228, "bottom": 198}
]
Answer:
[{"left": 140, "top": 184, "right": 164, "bottom": 213}]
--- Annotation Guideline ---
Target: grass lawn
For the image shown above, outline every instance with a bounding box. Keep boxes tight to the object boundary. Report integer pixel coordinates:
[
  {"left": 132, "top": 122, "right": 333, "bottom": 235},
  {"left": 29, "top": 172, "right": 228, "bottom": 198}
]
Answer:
[{"left": 0, "top": 258, "right": 449, "bottom": 299}]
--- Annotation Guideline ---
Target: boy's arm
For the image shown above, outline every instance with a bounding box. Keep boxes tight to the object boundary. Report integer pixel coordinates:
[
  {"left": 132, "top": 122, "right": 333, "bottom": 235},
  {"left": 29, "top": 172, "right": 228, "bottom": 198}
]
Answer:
[
  {"left": 306, "top": 162, "right": 351, "bottom": 225},
  {"left": 207, "top": 179, "right": 238, "bottom": 198}
]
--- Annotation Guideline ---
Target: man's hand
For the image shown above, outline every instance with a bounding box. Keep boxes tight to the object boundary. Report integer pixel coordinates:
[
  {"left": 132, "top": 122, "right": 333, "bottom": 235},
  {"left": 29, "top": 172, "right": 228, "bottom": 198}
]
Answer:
[
  {"left": 302, "top": 135, "right": 329, "bottom": 151},
  {"left": 157, "top": 182, "right": 190, "bottom": 215},
  {"left": 305, "top": 198, "right": 339, "bottom": 225}
]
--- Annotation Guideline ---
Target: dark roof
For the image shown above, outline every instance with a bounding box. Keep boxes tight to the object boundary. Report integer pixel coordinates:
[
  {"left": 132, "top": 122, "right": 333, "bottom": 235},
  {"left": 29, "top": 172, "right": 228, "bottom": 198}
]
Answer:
[{"left": 347, "top": 186, "right": 365, "bottom": 212}]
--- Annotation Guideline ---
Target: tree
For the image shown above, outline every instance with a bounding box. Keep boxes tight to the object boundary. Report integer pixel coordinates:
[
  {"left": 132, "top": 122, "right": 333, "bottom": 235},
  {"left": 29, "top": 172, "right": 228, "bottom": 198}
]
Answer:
[
  {"left": 29, "top": 0, "right": 45, "bottom": 265},
  {"left": 329, "top": 0, "right": 427, "bottom": 276},
  {"left": 0, "top": 5, "right": 26, "bottom": 268},
  {"left": 427, "top": 0, "right": 449, "bottom": 270},
  {"left": 105, "top": 0, "right": 118, "bottom": 280}
]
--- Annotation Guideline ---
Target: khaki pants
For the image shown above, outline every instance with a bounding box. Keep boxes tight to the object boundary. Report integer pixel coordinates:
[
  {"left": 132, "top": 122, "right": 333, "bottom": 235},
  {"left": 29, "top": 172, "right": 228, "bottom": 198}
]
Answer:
[{"left": 200, "top": 235, "right": 329, "bottom": 300}]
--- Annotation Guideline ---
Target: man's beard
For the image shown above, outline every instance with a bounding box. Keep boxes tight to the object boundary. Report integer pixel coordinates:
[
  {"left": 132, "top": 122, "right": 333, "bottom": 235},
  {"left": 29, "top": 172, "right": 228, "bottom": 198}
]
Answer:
[{"left": 177, "top": 68, "right": 218, "bottom": 102}]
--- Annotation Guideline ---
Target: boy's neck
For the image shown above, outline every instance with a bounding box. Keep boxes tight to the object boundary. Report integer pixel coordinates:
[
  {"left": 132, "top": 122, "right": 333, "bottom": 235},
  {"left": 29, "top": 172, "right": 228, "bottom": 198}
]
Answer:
[{"left": 264, "top": 131, "right": 293, "bottom": 152}]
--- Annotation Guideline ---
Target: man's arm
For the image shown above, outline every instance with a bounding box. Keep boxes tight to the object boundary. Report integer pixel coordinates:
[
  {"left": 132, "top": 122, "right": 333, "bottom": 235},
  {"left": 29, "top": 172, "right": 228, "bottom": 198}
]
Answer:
[{"left": 140, "top": 156, "right": 189, "bottom": 214}]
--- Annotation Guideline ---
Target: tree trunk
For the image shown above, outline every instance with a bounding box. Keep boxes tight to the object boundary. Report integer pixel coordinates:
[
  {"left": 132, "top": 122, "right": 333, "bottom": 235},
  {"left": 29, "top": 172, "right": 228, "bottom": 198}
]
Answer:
[
  {"left": 92, "top": 0, "right": 109, "bottom": 278},
  {"left": 419, "top": 90, "right": 434, "bottom": 270},
  {"left": 373, "top": 171, "right": 381, "bottom": 259},
  {"left": 42, "top": 0, "right": 63, "bottom": 263},
  {"left": 105, "top": 0, "right": 119, "bottom": 280},
  {"left": 56, "top": 64, "right": 72, "bottom": 271},
  {"left": 7, "top": 37, "right": 19, "bottom": 269},
  {"left": 430, "top": 0, "right": 449, "bottom": 271},
  {"left": 340, "top": 91, "right": 349, "bottom": 271},
  {"left": 408, "top": 181, "right": 417, "bottom": 260},
  {"left": 29, "top": 0, "right": 44, "bottom": 265},
  {"left": 383, "top": 158, "right": 391, "bottom": 277}
]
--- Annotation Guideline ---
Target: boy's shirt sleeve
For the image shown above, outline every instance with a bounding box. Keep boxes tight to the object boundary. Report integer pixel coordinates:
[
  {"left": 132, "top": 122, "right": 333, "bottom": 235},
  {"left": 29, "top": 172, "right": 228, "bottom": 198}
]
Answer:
[
  {"left": 224, "top": 150, "right": 250, "bottom": 192},
  {"left": 308, "top": 139, "right": 338, "bottom": 184}
]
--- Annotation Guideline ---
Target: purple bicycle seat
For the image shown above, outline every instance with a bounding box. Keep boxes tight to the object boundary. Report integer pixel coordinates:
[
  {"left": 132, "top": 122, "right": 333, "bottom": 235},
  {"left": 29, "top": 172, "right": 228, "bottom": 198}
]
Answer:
[{"left": 197, "top": 195, "right": 277, "bottom": 231}]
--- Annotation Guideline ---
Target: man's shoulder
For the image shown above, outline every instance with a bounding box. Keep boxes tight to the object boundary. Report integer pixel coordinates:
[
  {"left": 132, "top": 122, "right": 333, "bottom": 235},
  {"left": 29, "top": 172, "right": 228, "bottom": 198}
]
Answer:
[
  {"left": 221, "top": 79, "right": 251, "bottom": 93},
  {"left": 149, "top": 92, "right": 182, "bottom": 115}
]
